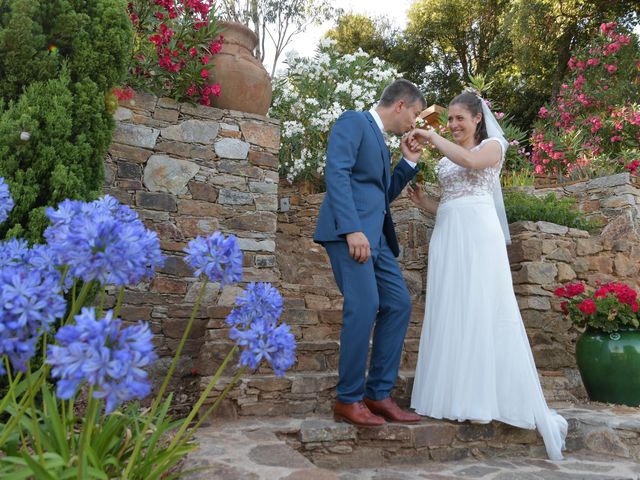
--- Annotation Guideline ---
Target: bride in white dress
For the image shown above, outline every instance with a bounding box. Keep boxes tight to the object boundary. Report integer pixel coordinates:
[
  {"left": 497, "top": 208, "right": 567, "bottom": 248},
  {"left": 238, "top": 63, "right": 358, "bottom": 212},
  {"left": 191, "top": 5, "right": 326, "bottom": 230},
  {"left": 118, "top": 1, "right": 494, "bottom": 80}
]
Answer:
[{"left": 406, "top": 91, "right": 567, "bottom": 461}]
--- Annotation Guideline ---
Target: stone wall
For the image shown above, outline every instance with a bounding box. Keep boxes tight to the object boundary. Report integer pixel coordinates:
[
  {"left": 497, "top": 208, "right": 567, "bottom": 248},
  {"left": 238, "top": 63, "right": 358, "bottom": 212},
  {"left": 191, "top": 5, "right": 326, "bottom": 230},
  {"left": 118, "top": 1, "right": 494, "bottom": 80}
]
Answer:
[
  {"left": 535, "top": 173, "right": 640, "bottom": 228},
  {"left": 241, "top": 173, "right": 639, "bottom": 414},
  {"left": 103, "top": 93, "right": 281, "bottom": 401},
  {"left": 104, "top": 94, "right": 640, "bottom": 414}
]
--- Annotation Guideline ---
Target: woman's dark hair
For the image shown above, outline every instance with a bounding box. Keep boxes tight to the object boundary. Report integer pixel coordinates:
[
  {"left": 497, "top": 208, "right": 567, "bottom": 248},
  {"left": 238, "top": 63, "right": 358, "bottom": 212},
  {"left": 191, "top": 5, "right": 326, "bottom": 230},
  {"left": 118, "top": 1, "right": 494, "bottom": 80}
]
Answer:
[
  {"left": 379, "top": 79, "right": 427, "bottom": 109},
  {"left": 449, "top": 91, "right": 487, "bottom": 143}
]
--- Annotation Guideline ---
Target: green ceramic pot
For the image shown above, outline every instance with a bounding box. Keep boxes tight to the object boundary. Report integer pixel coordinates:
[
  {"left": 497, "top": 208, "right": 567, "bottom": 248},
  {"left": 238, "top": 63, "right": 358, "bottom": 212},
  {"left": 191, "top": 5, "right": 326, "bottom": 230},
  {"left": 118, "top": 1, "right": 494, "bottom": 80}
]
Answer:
[{"left": 575, "top": 327, "right": 640, "bottom": 406}]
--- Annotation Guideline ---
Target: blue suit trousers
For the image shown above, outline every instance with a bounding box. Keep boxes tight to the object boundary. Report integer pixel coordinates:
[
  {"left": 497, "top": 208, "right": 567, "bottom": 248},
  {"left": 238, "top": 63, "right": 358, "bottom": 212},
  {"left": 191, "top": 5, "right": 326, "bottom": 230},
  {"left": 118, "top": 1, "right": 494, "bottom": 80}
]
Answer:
[{"left": 324, "top": 235, "right": 412, "bottom": 403}]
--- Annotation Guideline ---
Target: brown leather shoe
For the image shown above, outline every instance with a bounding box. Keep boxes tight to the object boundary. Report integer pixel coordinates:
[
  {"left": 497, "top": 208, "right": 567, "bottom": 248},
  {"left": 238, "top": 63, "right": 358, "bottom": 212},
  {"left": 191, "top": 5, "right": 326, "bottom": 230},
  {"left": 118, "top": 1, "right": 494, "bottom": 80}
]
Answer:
[
  {"left": 364, "top": 397, "right": 422, "bottom": 423},
  {"left": 333, "top": 400, "right": 385, "bottom": 426}
]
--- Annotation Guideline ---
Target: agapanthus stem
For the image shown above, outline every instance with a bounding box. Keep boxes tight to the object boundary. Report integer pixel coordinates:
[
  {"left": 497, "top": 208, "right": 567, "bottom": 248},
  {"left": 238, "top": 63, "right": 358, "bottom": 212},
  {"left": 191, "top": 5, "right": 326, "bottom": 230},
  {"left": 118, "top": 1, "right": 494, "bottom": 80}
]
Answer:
[
  {"left": 124, "top": 279, "right": 209, "bottom": 477},
  {"left": 113, "top": 286, "right": 125, "bottom": 318},
  {"left": 59, "top": 265, "right": 70, "bottom": 289},
  {"left": 64, "top": 280, "right": 94, "bottom": 325},
  {"left": 192, "top": 365, "right": 246, "bottom": 433},
  {"left": 78, "top": 391, "right": 98, "bottom": 478},
  {"left": 0, "top": 358, "right": 23, "bottom": 414},
  {"left": 166, "top": 344, "right": 239, "bottom": 451},
  {"left": 66, "top": 399, "right": 76, "bottom": 452},
  {"left": 0, "top": 367, "right": 46, "bottom": 447},
  {"left": 25, "top": 367, "right": 45, "bottom": 464},
  {"left": 150, "top": 364, "right": 246, "bottom": 479},
  {"left": 97, "top": 287, "right": 106, "bottom": 318},
  {"left": 71, "top": 281, "right": 77, "bottom": 313},
  {"left": 3, "top": 358, "right": 27, "bottom": 450}
]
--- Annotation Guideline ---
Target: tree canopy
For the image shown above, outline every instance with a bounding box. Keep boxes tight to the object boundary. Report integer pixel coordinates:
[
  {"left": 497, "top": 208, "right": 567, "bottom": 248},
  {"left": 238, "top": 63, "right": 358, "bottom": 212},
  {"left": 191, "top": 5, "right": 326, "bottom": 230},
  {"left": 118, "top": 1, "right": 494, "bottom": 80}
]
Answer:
[{"left": 325, "top": 0, "right": 639, "bottom": 131}]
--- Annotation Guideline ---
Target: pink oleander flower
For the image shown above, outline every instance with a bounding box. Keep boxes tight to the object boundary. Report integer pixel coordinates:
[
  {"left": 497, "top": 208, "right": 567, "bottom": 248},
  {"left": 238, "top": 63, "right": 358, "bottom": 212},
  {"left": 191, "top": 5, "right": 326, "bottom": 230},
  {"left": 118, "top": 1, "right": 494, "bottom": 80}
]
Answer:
[
  {"left": 127, "top": 0, "right": 223, "bottom": 104},
  {"left": 600, "top": 22, "right": 617, "bottom": 35}
]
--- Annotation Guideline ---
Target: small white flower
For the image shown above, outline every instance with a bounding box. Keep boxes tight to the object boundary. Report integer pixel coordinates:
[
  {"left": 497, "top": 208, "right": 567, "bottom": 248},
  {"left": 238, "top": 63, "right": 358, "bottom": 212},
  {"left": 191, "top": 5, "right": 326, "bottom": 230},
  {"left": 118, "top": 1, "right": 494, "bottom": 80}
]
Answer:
[{"left": 318, "top": 38, "right": 337, "bottom": 49}]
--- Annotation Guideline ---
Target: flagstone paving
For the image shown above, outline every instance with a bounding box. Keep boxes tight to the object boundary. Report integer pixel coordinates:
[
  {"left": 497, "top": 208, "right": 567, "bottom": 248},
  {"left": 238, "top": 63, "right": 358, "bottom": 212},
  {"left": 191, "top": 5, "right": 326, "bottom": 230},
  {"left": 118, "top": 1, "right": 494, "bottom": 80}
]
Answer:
[{"left": 183, "top": 404, "right": 640, "bottom": 480}]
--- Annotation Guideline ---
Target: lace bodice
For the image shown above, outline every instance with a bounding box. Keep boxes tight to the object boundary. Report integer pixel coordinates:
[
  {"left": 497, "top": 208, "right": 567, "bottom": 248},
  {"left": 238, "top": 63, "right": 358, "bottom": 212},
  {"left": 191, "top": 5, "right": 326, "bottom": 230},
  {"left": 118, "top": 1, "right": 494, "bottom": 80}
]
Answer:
[{"left": 437, "top": 137, "right": 505, "bottom": 205}]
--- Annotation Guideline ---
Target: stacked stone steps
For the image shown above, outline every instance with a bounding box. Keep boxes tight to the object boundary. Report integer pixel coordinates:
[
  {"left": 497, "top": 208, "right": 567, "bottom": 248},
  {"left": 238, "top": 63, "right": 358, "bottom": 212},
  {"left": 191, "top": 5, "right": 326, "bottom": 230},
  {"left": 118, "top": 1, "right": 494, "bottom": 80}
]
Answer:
[
  {"left": 289, "top": 416, "right": 544, "bottom": 467},
  {"left": 183, "top": 405, "right": 640, "bottom": 479},
  {"left": 199, "top": 299, "right": 583, "bottom": 416},
  {"left": 201, "top": 368, "right": 423, "bottom": 417},
  {"left": 288, "top": 405, "right": 640, "bottom": 467},
  {"left": 201, "top": 365, "right": 575, "bottom": 420}
]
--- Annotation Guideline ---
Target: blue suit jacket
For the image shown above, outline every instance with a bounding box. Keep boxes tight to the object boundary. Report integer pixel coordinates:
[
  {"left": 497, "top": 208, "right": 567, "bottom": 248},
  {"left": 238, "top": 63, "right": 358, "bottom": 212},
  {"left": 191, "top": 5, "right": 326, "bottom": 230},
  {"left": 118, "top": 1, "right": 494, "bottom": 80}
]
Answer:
[{"left": 313, "top": 110, "right": 419, "bottom": 257}]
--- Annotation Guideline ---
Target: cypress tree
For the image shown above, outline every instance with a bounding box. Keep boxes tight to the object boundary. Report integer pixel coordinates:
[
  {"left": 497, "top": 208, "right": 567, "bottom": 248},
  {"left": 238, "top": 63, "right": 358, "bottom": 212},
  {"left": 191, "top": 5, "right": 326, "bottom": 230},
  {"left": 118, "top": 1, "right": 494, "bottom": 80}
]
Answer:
[{"left": 0, "top": 0, "right": 132, "bottom": 241}]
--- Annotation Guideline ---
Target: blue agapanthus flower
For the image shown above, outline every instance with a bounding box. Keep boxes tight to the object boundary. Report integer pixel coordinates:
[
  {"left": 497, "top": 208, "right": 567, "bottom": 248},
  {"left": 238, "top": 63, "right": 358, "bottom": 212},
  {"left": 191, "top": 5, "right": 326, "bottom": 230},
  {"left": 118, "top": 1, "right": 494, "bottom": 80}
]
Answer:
[
  {"left": 0, "top": 238, "right": 30, "bottom": 268},
  {"left": 183, "top": 232, "right": 243, "bottom": 286},
  {"left": 47, "top": 307, "right": 157, "bottom": 413},
  {"left": 0, "top": 240, "right": 72, "bottom": 292},
  {"left": 44, "top": 196, "right": 165, "bottom": 286},
  {"left": 226, "top": 282, "right": 283, "bottom": 328},
  {"left": 227, "top": 283, "right": 296, "bottom": 377},
  {"left": 0, "top": 177, "right": 14, "bottom": 223},
  {"left": 0, "top": 264, "right": 67, "bottom": 374}
]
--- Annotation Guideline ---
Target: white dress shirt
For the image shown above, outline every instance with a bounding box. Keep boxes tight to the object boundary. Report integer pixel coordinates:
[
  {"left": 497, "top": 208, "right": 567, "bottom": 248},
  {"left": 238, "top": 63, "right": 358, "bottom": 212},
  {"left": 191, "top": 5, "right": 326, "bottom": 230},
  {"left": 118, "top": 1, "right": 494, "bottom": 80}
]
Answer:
[{"left": 368, "top": 108, "right": 417, "bottom": 169}]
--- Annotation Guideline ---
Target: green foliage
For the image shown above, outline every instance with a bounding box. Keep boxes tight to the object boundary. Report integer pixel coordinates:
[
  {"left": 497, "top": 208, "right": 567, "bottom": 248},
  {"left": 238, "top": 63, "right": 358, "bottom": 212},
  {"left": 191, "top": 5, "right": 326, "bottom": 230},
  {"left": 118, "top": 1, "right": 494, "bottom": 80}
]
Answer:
[
  {"left": 504, "top": 190, "right": 599, "bottom": 231},
  {"left": 324, "top": 13, "right": 397, "bottom": 60},
  {"left": 0, "top": 0, "right": 132, "bottom": 101},
  {"left": 500, "top": 169, "right": 535, "bottom": 187},
  {"left": 0, "top": 0, "right": 132, "bottom": 242},
  {"left": 0, "top": 378, "right": 193, "bottom": 479},
  {"left": 334, "top": 0, "right": 638, "bottom": 132},
  {"left": 404, "top": 0, "right": 503, "bottom": 107}
]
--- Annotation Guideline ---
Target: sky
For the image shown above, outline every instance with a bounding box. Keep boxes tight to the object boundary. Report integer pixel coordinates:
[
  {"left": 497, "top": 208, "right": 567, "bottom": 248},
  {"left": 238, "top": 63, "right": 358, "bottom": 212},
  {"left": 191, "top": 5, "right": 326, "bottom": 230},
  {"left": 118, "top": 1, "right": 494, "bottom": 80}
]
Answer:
[{"left": 264, "top": 0, "right": 415, "bottom": 74}]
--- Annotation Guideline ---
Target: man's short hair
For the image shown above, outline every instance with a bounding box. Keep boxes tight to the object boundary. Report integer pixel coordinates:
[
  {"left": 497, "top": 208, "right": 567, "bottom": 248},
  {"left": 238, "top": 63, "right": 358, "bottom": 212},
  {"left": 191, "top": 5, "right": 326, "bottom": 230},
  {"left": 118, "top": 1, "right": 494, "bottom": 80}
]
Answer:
[{"left": 379, "top": 79, "right": 427, "bottom": 109}]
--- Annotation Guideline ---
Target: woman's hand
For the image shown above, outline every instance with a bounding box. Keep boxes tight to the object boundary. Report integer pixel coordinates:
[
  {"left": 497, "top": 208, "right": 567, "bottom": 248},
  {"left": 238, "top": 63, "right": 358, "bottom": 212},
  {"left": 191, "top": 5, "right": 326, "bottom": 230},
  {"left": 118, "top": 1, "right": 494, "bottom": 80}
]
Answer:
[
  {"left": 406, "top": 184, "right": 426, "bottom": 208},
  {"left": 408, "top": 128, "right": 436, "bottom": 146},
  {"left": 406, "top": 184, "right": 439, "bottom": 215}
]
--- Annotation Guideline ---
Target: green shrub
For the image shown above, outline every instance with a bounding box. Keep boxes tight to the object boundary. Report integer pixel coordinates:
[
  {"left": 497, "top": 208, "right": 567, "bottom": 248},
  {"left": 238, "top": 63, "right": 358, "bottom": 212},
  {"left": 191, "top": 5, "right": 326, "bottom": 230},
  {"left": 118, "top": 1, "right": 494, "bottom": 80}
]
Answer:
[
  {"left": 504, "top": 190, "right": 599, "bottom": 232},
  {"left": 0, "top": 0, "right": 132, "bottom": 242}
]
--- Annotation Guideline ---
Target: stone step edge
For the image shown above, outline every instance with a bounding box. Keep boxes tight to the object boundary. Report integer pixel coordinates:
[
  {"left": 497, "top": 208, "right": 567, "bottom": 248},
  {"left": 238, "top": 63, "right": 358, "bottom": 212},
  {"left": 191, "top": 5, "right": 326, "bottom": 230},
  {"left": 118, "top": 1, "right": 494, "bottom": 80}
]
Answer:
[
  {"left": 202, "top": 407, "right": 640, "bottom": 463},
  {"left": 200, "top": 370, "right": 579, "bottom": 404},
  {"left": 200, "top": 369, "right": 413, "bottom": 383},
  {"left": 186, "top": 416, "right": 640, "bottom": 479},
  {"left": 278, "top": 415, "right": 547, "bottom": 465}
]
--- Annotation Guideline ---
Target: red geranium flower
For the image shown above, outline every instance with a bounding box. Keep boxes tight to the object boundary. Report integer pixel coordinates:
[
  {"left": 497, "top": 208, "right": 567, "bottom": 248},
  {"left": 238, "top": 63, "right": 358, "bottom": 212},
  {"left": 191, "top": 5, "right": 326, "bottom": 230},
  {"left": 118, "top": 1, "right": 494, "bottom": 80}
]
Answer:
[{"left": 578, "top": 299, "right": 597, "bottom": 315}]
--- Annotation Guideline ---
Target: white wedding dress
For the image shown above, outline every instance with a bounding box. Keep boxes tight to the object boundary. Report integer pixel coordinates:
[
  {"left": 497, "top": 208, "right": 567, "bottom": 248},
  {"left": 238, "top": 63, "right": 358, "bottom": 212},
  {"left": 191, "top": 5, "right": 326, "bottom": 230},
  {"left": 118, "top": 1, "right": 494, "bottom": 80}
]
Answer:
[{"left": 410, "top": 137, "right": 568, "bottom": 460}]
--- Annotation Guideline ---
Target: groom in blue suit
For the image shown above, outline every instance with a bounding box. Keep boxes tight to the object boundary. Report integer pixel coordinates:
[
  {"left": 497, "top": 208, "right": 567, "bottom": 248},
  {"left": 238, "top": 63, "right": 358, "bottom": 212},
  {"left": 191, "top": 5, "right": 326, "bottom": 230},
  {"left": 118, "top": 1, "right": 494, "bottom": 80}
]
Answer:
[{"left": 314, "top": 79, "right": 426, "bottom": 426}]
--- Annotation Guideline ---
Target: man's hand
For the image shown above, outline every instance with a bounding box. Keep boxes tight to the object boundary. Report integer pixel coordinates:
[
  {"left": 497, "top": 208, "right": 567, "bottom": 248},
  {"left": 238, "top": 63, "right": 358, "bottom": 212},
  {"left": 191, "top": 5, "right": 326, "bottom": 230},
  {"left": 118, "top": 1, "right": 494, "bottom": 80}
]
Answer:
[
  {"left": 346, "top": 232, "right": 371, "bottom": 263},
  {"left": 401, "top": 134, "right": 422, "bottom": 163}
]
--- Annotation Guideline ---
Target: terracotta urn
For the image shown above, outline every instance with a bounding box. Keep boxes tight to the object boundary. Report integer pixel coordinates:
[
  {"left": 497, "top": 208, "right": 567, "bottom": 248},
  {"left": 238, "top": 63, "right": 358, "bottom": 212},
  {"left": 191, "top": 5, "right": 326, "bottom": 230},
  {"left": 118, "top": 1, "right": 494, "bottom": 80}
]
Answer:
[{"left": 209, "top": 21, "right": 272, "bottom": 115}]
